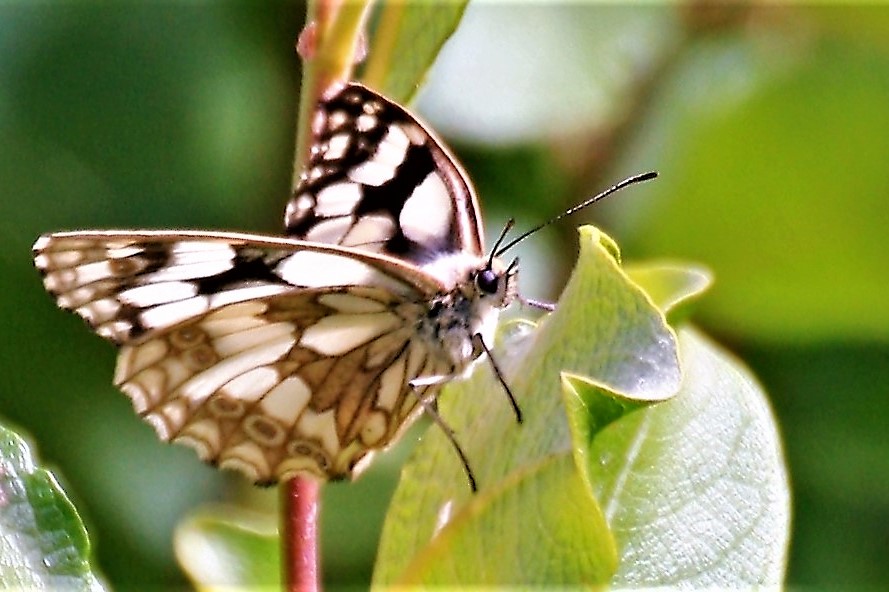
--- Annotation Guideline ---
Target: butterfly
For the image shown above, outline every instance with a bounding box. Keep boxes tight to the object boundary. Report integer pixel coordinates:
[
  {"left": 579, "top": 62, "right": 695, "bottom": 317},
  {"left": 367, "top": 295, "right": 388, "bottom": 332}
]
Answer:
[
  {"left": 32, "top": 82, "right": 527, "bottom": 489},
  {"left": 33, "top": 81, "right": 655, "bottom": 488}
]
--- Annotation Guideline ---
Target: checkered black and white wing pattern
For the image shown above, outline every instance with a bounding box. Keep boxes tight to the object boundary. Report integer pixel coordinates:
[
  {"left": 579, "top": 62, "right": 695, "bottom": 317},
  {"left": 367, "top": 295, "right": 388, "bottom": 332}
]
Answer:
[
  {"left": 286, "top": 82, "right": 485, "bottom": 265},
  {"left": 33, "top": 231, "right": 452, "bottom": 483},
  {"left": 33, "top": 230, "right": 436, "bottom": 344}
]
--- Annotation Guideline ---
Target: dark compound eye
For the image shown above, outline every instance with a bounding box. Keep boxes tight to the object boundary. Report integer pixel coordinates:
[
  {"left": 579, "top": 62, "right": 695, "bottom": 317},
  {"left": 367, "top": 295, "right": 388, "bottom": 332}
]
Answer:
[{"left": 476, "top": 268, "right": 500, "bottom": 294}]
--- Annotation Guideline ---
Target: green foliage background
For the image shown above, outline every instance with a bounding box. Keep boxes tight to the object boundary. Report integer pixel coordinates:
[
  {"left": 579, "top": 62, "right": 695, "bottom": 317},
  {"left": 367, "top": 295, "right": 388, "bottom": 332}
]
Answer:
[{"left": 1, "top": 2, "right": 887, "bottom": 589}]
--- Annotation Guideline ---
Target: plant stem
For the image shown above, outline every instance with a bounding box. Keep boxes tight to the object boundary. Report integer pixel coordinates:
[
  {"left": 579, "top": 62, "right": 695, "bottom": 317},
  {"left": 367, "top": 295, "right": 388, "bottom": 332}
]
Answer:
[
  {"left": 291, "top": 0, "right": 373, "bottom": 189},
  {"left": 281, "top": 477, "right": 322, "bottom": 592},
  {"left": 281, "top": 3, "right": 373, "bottom": 590}
]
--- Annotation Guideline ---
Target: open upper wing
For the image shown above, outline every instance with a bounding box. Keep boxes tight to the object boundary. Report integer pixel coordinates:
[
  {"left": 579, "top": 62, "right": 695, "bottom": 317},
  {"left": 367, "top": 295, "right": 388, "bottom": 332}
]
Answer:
[
  {"left": 286, "top": 83, "right": 485, "bottom": 265},
  {"left": 33, "top": 230, "right": 441, "bottom": 344}
]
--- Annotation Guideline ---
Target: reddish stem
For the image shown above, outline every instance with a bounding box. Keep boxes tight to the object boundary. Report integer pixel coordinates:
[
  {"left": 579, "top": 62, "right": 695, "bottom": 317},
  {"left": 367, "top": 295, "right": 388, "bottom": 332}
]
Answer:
[
  {"left": 281, "top": 476, "right": 321, "bottom": 592},
  {"left": 282, "top": 4, "right": 367, "bottom": 590}
]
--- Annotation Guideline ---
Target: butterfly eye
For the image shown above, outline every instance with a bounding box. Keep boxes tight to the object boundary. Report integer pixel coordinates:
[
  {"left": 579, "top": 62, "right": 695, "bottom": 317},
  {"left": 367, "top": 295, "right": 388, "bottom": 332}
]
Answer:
[{"left": 476, "top": 268, "right": 500, "bottom": 295}]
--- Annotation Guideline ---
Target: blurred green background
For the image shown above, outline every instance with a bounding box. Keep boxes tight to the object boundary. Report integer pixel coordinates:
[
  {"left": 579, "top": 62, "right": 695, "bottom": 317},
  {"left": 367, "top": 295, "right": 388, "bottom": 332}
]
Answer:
[{"left": 2, "top": 2, "right": 888, "bottom": 589}]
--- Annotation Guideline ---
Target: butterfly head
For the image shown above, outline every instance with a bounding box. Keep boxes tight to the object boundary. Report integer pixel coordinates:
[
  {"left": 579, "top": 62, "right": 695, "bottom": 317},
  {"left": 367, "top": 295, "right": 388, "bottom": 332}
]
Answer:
[{"left": 471, "top": 255, "right": 518, "bottom": 311}]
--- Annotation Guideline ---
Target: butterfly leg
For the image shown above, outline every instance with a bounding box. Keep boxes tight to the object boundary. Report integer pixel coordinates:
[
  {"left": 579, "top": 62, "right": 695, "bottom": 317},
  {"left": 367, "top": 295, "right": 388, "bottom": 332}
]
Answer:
[
  {"left": 471, "top": 334, "right": 523, "bottom": 424},
  {"left": 520, "top": 296, "right": 556, "bottom": 311},
  {"left": 411, "top": 385, "right": 478, "bottom": 493}
]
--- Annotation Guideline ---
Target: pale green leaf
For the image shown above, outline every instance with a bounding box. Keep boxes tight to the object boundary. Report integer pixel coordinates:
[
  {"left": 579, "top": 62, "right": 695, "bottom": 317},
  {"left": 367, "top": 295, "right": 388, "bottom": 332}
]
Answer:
[
  {"left": 591, "top": 328, "right": 791, "bottom": 587},
  {"left": 625, "top": 261, "right": 713, "bottom": 323},
  {"left": 373, "top": 226, "right": 680, "bottom": 586},
  {"left": 0, "top": 424, "right": 104, "bottom": 591},
  {"left": 397, "top": 455, "right": 615, "bottom": 587},
  {"left": 175, "top": 506, "right": 279, "bottom": 591},
  {"left": 362, "top": 0, "right": 468, "bottom": 103}
]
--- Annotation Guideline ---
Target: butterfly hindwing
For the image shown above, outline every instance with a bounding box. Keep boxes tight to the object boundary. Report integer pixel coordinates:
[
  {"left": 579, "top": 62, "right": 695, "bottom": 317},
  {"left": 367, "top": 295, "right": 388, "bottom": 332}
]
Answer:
[
  {"left": 286, "top": 82, "right": 484, "bottom": 265},
  {"left": 114, "top": 287, "right": 449, "bottom": 483}
]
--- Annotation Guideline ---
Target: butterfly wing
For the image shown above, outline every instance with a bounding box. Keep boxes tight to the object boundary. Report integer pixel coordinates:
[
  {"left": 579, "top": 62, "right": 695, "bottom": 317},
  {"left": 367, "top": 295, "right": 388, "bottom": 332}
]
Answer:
[
  {"left": 34, "top": 230, "right": 440, "bottom": 344},
  {"left": 286, "top": 82, "right": 485, "bottom": 265},
  {"left": 114, "top": 288, "right": 449, "bottom": 484},
  {"left": 33, "top": 231, "right": 450, "bottom": 483}
]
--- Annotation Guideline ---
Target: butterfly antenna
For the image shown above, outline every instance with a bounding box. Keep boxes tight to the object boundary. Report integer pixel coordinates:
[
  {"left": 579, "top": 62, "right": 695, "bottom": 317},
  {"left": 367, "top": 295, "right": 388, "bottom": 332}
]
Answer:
[
  {"left": 494, "top": 171, "right": 658, "bottom": 257},
  {"left": 488, "top": 218, "right": 516, "bottom": 268}
]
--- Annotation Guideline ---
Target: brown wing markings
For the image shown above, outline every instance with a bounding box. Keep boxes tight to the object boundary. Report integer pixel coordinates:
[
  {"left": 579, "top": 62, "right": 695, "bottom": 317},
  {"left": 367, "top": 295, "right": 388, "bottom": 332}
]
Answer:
[
  {"left": 292, "top": 354, "right": 336, "bottom": 393},
  {"left": 111, "top": 298, "right": 308, "bottom": 481},
  {"left": 138, "top": 289, "right": 343, "bottom": 439},
  {"left": 180, "top": 295, "right": 333, "bottom": 447},
  {"left": 119, "top": 302, "right": 301, "bottom": 418},
  {"left": 261, "top": 317, "right": 414, "bottom": 470},
  {"left": 307, "top": 348, "right": 366, "bottom": 411},
  {"left": 112, "top": 288, "right": 434, "bottom": 484},
  {"left": 390, "top": 340, "right": 452, "bottom": 429},
  {"left": 357, "top": 340, "right": 451, "bottom": 448},
  {"left": 169, "top": 298, "right": 334, "bottom": 476},
  {"left": 324, "top": 338, "right": 420, "bottom": 479},
  {"left": 340, "top": 335, "right": 413, "bottom": 447}
]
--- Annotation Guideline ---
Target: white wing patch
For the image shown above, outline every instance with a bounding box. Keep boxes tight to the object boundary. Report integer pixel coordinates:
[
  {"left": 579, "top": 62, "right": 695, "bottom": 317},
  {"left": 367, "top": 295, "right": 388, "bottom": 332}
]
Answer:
[
  {"left": 315, "top": 182, "right": 362, "bottom": 216},
  {"left": 32, "top": 231, "right": 430, "bottom": 344},
  {"left": 400, "top": 172, "right": 453, "bottom": 244},
  {"left": 275, "top": 250, "right": 414, "bottom": 295},
  {"left": 377, "top": 126, "right": 411, "bottom": 167},
  {"left": 343, "top": 215, "right": 397, "bottom": 250},
  {"left": 348, "top": 158, "right": 396, "bottom": 187},
  {"left": 316, "top": 292, "right": 388, "bottom": 313},
  {"left": 221, "top": 367, "right": 280, "bottom": 402},
  {"left": 260, "top": 376, "right": 312, "bottom": 424},
  {"left": 285, "top": 83, "right": 485, "bottom": 264},
  {"left": 120, "top": 281, "right": 198, "bottom": 307},
  {"left": 298, "top": 312, "right": 401, "bottom": 356},
  {"left": 304, "top": 217, "right": 353, "bottom": 244}
]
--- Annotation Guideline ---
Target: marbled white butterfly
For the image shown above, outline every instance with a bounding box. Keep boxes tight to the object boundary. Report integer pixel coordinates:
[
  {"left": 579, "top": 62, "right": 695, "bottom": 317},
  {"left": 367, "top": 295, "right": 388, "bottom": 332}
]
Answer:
[{"left": 33, "top": 82, "right": 654, "bottom": 488}]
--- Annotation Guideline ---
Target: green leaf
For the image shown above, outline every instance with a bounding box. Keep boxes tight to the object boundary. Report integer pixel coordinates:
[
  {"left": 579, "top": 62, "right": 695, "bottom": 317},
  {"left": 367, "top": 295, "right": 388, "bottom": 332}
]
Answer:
[
  {"left": 361, "top": 0, "right": 468, "bottom": 103},
  {"left": 175, "top": 506, "right": 279, "bottom": 591},
  {"left": 561, "top": 374, "right": 647, "bottom": 489},
  {"left": 560, "top": 260, "right": 711, "bottom": 486},
  {"left": 0, "top": 423, "right": 104, "bottom": 590},
  {"left": 397, "top": 455, "right": 616, "bottom": 587},
  {"left": 373, "top": 226, "right": 680, "bottom": 586},
  {"left": 590, "top": 328, "right": 791, "bottom": 587},
  {"left": 625, "top": 261, "right": 713, "bottom": 323}
]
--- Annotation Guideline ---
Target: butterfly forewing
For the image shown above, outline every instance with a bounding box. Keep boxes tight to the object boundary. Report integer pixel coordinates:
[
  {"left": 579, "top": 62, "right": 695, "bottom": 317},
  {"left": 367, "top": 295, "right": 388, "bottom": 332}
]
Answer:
[
  {"left": 287, "top": 83, "right": 485, "bottom": 265},
  {"left": 33, "top": 230, "right": 440, "bottom": 344}
]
